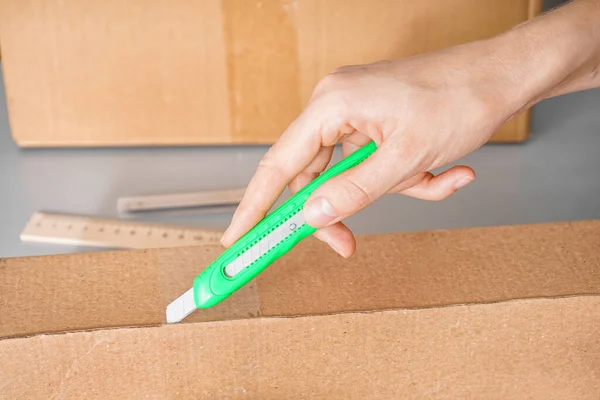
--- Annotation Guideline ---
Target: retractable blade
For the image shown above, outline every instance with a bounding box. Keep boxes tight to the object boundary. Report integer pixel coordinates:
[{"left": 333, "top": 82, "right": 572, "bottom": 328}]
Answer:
[{"left": 166, "top": 141, "right": 377, "bottom": 323}]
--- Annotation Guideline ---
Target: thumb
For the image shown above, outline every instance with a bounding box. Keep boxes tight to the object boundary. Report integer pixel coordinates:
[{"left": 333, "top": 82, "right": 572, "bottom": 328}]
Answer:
[{"left": 303, "top": 141, "right": 410, "bottom": 228}]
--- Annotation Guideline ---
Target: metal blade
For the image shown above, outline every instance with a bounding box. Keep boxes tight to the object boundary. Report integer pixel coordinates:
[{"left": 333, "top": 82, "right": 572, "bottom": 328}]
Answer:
[{"left": 166, "top": 288, "right": 196, "bottom": 323}]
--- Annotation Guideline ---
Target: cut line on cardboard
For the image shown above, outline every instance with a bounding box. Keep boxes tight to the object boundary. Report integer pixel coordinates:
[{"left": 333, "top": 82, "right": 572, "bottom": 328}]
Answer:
[{"left": 4, "top": 294, "right": 598, "bottom": 342}]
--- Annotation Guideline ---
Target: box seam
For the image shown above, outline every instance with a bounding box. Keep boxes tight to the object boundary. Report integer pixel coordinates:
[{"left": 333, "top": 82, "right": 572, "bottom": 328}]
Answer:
[{"left": 3, "top": 293, "right": 598, "bottom": 342}]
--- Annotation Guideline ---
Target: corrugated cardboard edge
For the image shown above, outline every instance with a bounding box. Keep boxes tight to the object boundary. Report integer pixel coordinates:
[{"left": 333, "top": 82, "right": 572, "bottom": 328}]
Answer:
[
  {"left": 1, "top": 219, "right": 599, "bottom": 340},
  {"left": 1, "top": 296, "right": 599, "bottom": 399},
  {"left": 1, "top": 217, "right": 600, "bottom": 398}
]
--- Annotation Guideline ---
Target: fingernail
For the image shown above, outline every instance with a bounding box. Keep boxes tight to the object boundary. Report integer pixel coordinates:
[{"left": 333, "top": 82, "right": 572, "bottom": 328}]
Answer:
[
  {"left": 334, "top": 243, "right": 350, "bottom": 258},
  {"left": 220, "top": 226, "right": 235, "bottom": 246},
  {"left": 220, "top": 232, "right": 230, "bottom": 246},
  {"left": 304, "top": 197, "right": 338, "bottom": 227},
  {"left": 328, "top": 241, "right": 348, "bottom": 258},
  {"left": 454, "top": 176, "right": 474, "bottom": 190}
]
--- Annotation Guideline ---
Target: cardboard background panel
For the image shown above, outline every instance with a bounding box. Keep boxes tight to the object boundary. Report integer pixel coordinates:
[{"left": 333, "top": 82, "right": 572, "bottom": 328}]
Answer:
[
  {"left": 0, "top": 0, "right": 232, "bottom": 146},
  {"left": 222, "top": 0, "right": 301, "bottom": 143},
  {"left": 0, "top": 0, "right": 541, "bottom": 147},
  {"left": 294, "top": 0, "right": 538, "bottom": 101}
]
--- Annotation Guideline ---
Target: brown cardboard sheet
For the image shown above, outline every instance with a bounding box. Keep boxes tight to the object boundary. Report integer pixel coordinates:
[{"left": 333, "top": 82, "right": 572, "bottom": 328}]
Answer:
[
  {"left": 0, "top": 0, "right": 541, "bottom": 147},
  {"left": 0, "top": 220, "right": 599, "bottom": 398},
  {"left": 2, "top": 298, "right": 599, "bottom": 399}
]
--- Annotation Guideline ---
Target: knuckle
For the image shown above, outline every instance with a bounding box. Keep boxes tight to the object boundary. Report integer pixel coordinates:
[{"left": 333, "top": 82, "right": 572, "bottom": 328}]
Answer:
[
  {"left": 236, "top": 201, "right": 259, "bottom": 217},
  {"left": 305, "top": 93, "right": 352, "bottom": 147},
  {"left": 319, "top": 91, "right": 351, "bottom": 121},
  {"left": 312, "top": 76, "right": 334, "bottom": 97},
  {"left": 313, "top": 70, "right": 348, "bottom": 96},
  {"left": 232, "top": 198, "right": 261, "bottom": 222},
  {"left": 393, "top": 135, "right": 436, "bottom": 171},
  {"left": 392, "top": 134, "right": 419, "bottom": 158},
  {"left": 257, "top": 148, "right": 287, "bottom": 180},
  {"left": 342, "top": 177, "right": 373, "bottom": 210},
  {"left": 290, "top": 171, "right": 316, "bottom": 192}
]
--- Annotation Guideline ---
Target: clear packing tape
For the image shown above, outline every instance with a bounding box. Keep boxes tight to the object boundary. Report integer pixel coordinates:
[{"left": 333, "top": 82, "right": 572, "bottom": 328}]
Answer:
[
  {"left": 3, "top": 220, "right": 600, "bottom": 340},
  {"left": 0, "top": 244, "right": 261, "bottom": 340},
  {"left": 158, "top": 245, "right": 262, "bottom": 324}
]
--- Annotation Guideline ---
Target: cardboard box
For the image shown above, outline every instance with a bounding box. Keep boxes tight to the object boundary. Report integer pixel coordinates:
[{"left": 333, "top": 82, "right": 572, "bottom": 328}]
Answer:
[
  {"left": 0, "top": 0, "right": 541, "bottom": 147},
  {"left": 1, "top": 220, "right": 599, "bottom": 398}
]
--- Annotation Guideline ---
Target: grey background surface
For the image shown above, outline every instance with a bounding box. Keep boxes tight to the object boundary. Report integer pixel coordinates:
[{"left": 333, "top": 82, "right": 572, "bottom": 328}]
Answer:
[{"left": 1, "top": 0, "right": 598, "bottom": 259}]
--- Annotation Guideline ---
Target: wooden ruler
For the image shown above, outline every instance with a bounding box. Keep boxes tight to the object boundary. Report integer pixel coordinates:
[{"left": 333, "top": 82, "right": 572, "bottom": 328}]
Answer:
[
  {"left": 20, "top": 212, "right": 224, "bottom": 249},
  {"left": 117, "top": 188, "right": 246, "bottom": 215}
]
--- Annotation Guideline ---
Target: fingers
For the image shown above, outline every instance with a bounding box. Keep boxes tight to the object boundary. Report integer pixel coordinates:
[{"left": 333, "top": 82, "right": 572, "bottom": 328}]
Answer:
[
  {"left": 288, "top": 146, "right": 335, "bottom": 195},
  {"left": 392, "top": 165, "right": 475, "bottom": 200},
  {"left": 221, "top": 94, "right": 355, "bottom": 247},
  {"left": 221, "top": 111, "right": 324, "bottom": 247},
  {"left": 341, "top": 133, "right": 373, "bottom": 158},
  {"left": 288, "top": 152, "right": 356, "bottom": 258},
  {"left": 303, "top": 139, "right": 408, "bottom": 228},
  {"left": 312, "top": 223, "right": 356, "bottom": 258}
]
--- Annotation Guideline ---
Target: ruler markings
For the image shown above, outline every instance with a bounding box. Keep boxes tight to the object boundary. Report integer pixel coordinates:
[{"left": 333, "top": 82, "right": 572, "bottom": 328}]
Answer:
[{"left": 20, "top": 212, "right": 224, "bottom": 249}]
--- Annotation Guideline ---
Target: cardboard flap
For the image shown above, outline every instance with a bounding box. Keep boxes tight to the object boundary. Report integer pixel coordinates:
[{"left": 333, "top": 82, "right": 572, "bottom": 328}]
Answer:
[
  {"left": 3, "top": 296, "right": 598, "bottom": 399},
  {"left": 258, "top": 220, "right": 600, "bottom": 316},
  {"left": 1, "top": 220, "right": 599, "bottom": 339}
]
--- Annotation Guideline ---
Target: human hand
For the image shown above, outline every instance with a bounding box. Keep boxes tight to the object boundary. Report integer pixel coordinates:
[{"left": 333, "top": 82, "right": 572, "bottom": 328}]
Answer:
[
  {"left": 221, "top": 0, "right": 600, "bottom": 257},
  {"left": 220, "top": 41, "right": 517, "bottom": 257}
]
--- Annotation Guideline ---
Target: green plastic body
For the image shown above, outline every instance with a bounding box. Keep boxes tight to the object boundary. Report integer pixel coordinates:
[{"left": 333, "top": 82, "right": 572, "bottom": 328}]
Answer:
[{"left": 193, "top": 141, "right": 377, "bottom": 308}]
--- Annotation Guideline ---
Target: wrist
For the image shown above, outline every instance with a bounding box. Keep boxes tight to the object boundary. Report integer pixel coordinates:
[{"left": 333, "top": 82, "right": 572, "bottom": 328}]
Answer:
[{"left": 483, "top": 0, "right": 600, "bottom": 113}]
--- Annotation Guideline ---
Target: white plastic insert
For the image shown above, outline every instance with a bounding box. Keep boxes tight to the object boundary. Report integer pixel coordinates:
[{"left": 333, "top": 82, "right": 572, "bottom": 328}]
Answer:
[{"left": 224, "top": 210, "right": 306, "bottom": 278}]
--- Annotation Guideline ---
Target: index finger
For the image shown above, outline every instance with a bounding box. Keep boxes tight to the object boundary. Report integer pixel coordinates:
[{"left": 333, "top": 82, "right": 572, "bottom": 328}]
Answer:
[{"left": 220, "top": 108, "right": 326, "bottom": 246}]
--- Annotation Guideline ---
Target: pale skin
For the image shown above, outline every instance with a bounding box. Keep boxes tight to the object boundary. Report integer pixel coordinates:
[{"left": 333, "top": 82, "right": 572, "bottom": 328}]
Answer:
[{"left": 222, "top": 0, "right": 600, "bottom": 257}]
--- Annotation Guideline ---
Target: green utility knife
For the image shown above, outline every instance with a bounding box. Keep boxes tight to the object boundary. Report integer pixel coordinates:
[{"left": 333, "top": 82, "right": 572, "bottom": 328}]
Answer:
[{"left": 166, "top": 141, "right": 377, "bottom": 323}]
